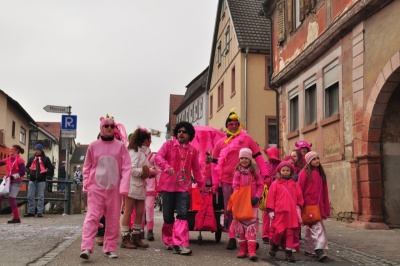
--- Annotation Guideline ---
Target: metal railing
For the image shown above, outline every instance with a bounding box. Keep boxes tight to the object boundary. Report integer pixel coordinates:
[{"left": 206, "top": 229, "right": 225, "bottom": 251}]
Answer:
[{"left": 0, "top": 178, "right": 74, "bottom": 214}]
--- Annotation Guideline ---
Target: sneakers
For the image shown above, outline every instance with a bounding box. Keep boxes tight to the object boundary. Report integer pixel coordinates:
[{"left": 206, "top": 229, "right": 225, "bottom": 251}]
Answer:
[
  {"left": 104, "top": 251, "right": 118, "bottom": 258},
  {"left": 7, "top": 219, "right": 21, "bottom": 224},
  {"left": 23, "top": 213, "right": 35, "bottom": 217},
  {"left": 226, "top": 238, "right": 237, "bottom": 250},
  {"left": 165, "top": 245, "right": 173, "bottom": 250},
  {"left": 80, "top": 249, "right": 90, "bottom": 260},
  {"left": 37, "top": 213, "right": 43, "bottom": 217},
  {"left": 147, "top": 230, "right": 154, "bottom": 241},
  {"left": 173, "top": 246, "right": 192, "bottom": 255}
]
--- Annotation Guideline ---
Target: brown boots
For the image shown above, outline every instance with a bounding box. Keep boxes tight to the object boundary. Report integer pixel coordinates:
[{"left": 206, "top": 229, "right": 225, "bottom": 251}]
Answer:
[
  {"left": 131, "top": 231, "right": 149, "bottom": 248},
  {"left": 121, "top": 234, "right": 137, "bottom": 249}
]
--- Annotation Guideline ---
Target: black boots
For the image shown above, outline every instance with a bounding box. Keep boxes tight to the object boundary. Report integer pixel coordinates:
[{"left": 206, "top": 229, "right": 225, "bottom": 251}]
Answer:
[
  {"left": 7, "top": 219, "right": 21, "bottom": 224},
  {"left": 226, "top": 238, "right": 237, "bottom": 250},
  {"left": 285, "top": 249, "right": 296, "bottom": 263},
  {"left": 269, "top": 244, "right": 279, "bottom": 257},
  {"left": 315, "top": 249, "right": 328, "bottom": 262},
  {"left": 147, "top": 230, "right": 154, "bottom": 241}
]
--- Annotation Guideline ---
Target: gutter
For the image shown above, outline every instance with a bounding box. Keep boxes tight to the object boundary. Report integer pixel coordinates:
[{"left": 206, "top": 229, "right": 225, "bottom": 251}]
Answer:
[{"left": 244, "top": 47, "right": 249, "bottom": 129}]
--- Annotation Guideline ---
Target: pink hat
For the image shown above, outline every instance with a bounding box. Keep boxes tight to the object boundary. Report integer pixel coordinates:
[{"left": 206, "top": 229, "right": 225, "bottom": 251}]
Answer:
[
  {"left": 264, "top": 146, "right": 280, "bottom": 161},
  {"left": 277, "top": 161, "right": 295, "bottom": 175},
  {"left": 239, "top": 148, "right": 252, "bottom": 160},
  {"left": 295, "top": 140, "right": 312, "bottom": 151},
  {"left": 305, "top": 151, "right": 319, "bottom": 165}
]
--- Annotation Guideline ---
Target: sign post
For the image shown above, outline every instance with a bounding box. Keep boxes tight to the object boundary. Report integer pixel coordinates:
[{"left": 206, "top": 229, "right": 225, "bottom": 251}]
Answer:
[{"left": 43, "top": 105, "right": 76, "bottom": 214}]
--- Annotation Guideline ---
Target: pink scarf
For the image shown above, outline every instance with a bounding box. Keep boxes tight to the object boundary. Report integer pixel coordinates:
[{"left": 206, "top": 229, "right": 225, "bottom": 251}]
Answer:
[{"left": 29, "top": 156, "right": 47, "bottom": 174}]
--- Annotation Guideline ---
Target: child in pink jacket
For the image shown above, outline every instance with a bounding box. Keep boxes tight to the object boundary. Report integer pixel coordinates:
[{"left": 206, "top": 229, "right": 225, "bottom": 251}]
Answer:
[
  {"left": 267, "top": 161, "right": 303, "bottom": 263},
  {"left": 230, "top": 148, "right": 264, "bottom": 261}
]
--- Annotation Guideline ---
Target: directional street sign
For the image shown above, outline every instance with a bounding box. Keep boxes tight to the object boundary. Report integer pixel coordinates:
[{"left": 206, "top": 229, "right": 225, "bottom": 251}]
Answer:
[
  {"left": 61, "top": 115, "right": 77, "bottom": 130},
  {"left": 43, "top": 105, "right": 71, "bottom": 114}
]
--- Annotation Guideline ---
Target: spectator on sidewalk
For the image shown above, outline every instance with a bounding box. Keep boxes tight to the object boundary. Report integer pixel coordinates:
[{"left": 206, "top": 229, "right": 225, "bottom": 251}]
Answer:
[
  {"left": 46, "top": 162, "right": 56, "bottom": 192},
  {"left": 58, "top": 161, "right": 66, "bottom": 193},
  {"left": 25, "top": 143, "right": 52, "bottom": 217},
  {"left": 79, "top": 114, "right": 131, "bottom": 261},
  {"left": 0, "top": 145, "right": 26, "bottom": 223},
  {"left": 74, "top": 165, "right": 82, "bottom": 185}
]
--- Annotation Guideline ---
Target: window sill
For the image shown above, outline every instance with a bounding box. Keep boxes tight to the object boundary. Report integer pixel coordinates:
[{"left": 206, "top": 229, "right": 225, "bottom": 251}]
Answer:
[
  {"left": 287, "top": 130, "right": 299, "bottom": 139},
  {"left": 230, "top": 91, "right": 236, "bottom": 98},
  {"left": 321, "top": 113, "right": 340, "bottom": 127},
  {"left": 217, "top": 104, "right": 224, "bottom": 112},
  {"left": 301, "top": 122, "right": 318, "bottom": 134}
]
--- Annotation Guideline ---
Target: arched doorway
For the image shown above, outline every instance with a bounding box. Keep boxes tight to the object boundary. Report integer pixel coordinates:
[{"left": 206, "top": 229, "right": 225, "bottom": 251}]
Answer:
[{"left": 381, "top": 84, "right": 400, "bottom": 227}]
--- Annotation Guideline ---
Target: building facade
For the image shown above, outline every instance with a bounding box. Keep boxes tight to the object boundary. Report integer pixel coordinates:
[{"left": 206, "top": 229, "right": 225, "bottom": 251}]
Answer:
[{"left": 263, "top": 0, "right": 399, "bottom": 227}]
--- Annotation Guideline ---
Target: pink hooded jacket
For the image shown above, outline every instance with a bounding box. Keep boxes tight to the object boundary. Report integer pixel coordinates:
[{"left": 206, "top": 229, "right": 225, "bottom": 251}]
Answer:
[
  {"left": 212, "top": 130, "right": 268, "bottom": 185},
  {"left": 155, "top": 139, "right": 204, "bottom": 193}
]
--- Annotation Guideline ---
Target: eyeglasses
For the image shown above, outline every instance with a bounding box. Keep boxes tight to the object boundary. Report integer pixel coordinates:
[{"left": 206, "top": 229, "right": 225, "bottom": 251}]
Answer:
[
  {"left": 104, "top": 124, "right": 115, "bottom": 129},
  {"left": 177, "top": 130, "right": 188, "bottom": 134},
  {"left": 227, "top": 121, "right": 239, "bottom": 127}
]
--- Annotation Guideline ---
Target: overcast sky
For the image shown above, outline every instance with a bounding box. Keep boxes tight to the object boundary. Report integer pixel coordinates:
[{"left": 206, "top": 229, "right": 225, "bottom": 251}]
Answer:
[{"left": 0, "top": 0, "right": 217, "bottom": 151}]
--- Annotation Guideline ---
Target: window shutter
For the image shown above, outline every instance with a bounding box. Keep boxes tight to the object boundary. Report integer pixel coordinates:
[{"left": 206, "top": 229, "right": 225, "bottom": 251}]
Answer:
[
  {"left": 278, "top": 1, "right": 286, "bottom": 43},
  {"left": 286, "top": 0, "right": 293, "bottom": 33},
  {"left": 304, "top": 0, "right": 311, "bottom": 16}
]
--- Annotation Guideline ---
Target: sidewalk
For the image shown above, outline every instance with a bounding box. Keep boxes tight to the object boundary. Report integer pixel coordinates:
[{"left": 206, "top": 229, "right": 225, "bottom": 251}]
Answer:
[{"left": 0, "top": 213, "right": 399, "bottom": 265}]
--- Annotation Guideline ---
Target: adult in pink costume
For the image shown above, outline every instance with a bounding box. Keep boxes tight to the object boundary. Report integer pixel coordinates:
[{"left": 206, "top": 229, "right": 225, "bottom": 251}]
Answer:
[
  {"left": 211, "top": 110, "right": 268, "bottom": 250},
  {"left": 79, "top": 115, "right": 131, "bottom": 261},
  {"left": 267, "top": 161, "right": 303, "bottom": 262},
  {"left": 298, "top": 151, "right": 330, "bottom": 262},
  {"left": 155, "top": 122, "right": 205, "bottom": 256},
  {"left": 0, "top": 145, "right": 25, "bottom": 223}
]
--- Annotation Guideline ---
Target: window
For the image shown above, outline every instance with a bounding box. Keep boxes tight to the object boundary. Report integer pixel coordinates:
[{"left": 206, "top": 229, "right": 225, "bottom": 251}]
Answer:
[
  {"left": 20, "top": 127, "right": 26, "bottom": 144},
  {"left": 324, "top": 60, "right": 339, "bottom": 118},
  {"left": 217, "top": 41, "right": 222, "bottom": 66},
  {"left": 186, "top": 109, "right": 189, "bottom": 122},
  {"left": 267, "top": 118, "right": 277, "bottom": 146},
  {"left": 225, "top": 26, "right": 230, "bottom": 54},
  {"left": 210, "top": 95, "right": 213, "bottom": 117},
  {"left": 194, "top": 101, "right": 198, "bottom": 120},
  {"left": 231, "top": 67, "right": 236, "bottom": 95},
  {"left": 218, "top": 82, "right": 224, "bottom": 108},
  {"left": 304, "top": 77, "right": 317, "bottom": 125},
  {"left": 189, "top": 105, "right": 193, "bottom": 122},
  {"left": 289, "top": 89, "right": 299, "bottom": 132},
  {"left": 12, "top": 121, "right": 15, "bottom": 138},
  {"left": 199, "top": 97, "right": 203, "bottom": 118},
  {"left": 221, "top": 0, "right": 227, "bottom": 18}
]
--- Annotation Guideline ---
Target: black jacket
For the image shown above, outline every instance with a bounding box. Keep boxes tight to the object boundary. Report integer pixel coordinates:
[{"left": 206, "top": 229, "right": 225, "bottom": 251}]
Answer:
[{"left": 26, "top": 154, "right": 52, "bottom": 182}]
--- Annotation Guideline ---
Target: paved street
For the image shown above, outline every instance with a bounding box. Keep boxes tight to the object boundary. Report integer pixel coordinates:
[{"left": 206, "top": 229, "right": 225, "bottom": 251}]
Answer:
[{"left": 0, "top": 210, "right": 399, "bottom": 266}]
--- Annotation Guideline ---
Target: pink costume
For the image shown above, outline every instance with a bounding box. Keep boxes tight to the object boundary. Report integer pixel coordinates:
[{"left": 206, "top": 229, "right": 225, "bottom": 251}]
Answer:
[
  {"left": 81, "top": 117, "right": 131, "bottom": 254},
  {"left": 155, "top": 139, "right": 205, "bottom": 248},
  {"left": 267, "top": 178, "right": 303, "bottom": 249},
  {"left": 298, "top": 167, "right": 330, "bottom": 253},
  {"left": 230, "top": 167, "right": 263, "bottom": 250}
]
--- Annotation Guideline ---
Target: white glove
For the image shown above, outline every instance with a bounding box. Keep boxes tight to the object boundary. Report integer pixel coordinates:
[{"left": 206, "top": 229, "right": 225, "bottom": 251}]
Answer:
[{"left": 269, "top": 211, "right": 275, "bottom": 220}]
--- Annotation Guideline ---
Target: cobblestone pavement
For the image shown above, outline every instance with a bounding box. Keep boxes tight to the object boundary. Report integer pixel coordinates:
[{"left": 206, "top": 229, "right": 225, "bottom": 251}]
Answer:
[{"left": 0, "top": 212, "right": 399, "bottom": 265}]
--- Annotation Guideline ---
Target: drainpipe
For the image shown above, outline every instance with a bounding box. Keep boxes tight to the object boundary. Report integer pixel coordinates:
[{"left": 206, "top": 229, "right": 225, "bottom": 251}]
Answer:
[
  {"left": 264, "top": 8, "right": 280, "bottom": 149},
  {"left": 244, "top": 47, "right": 249, "bottom": 129}
]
